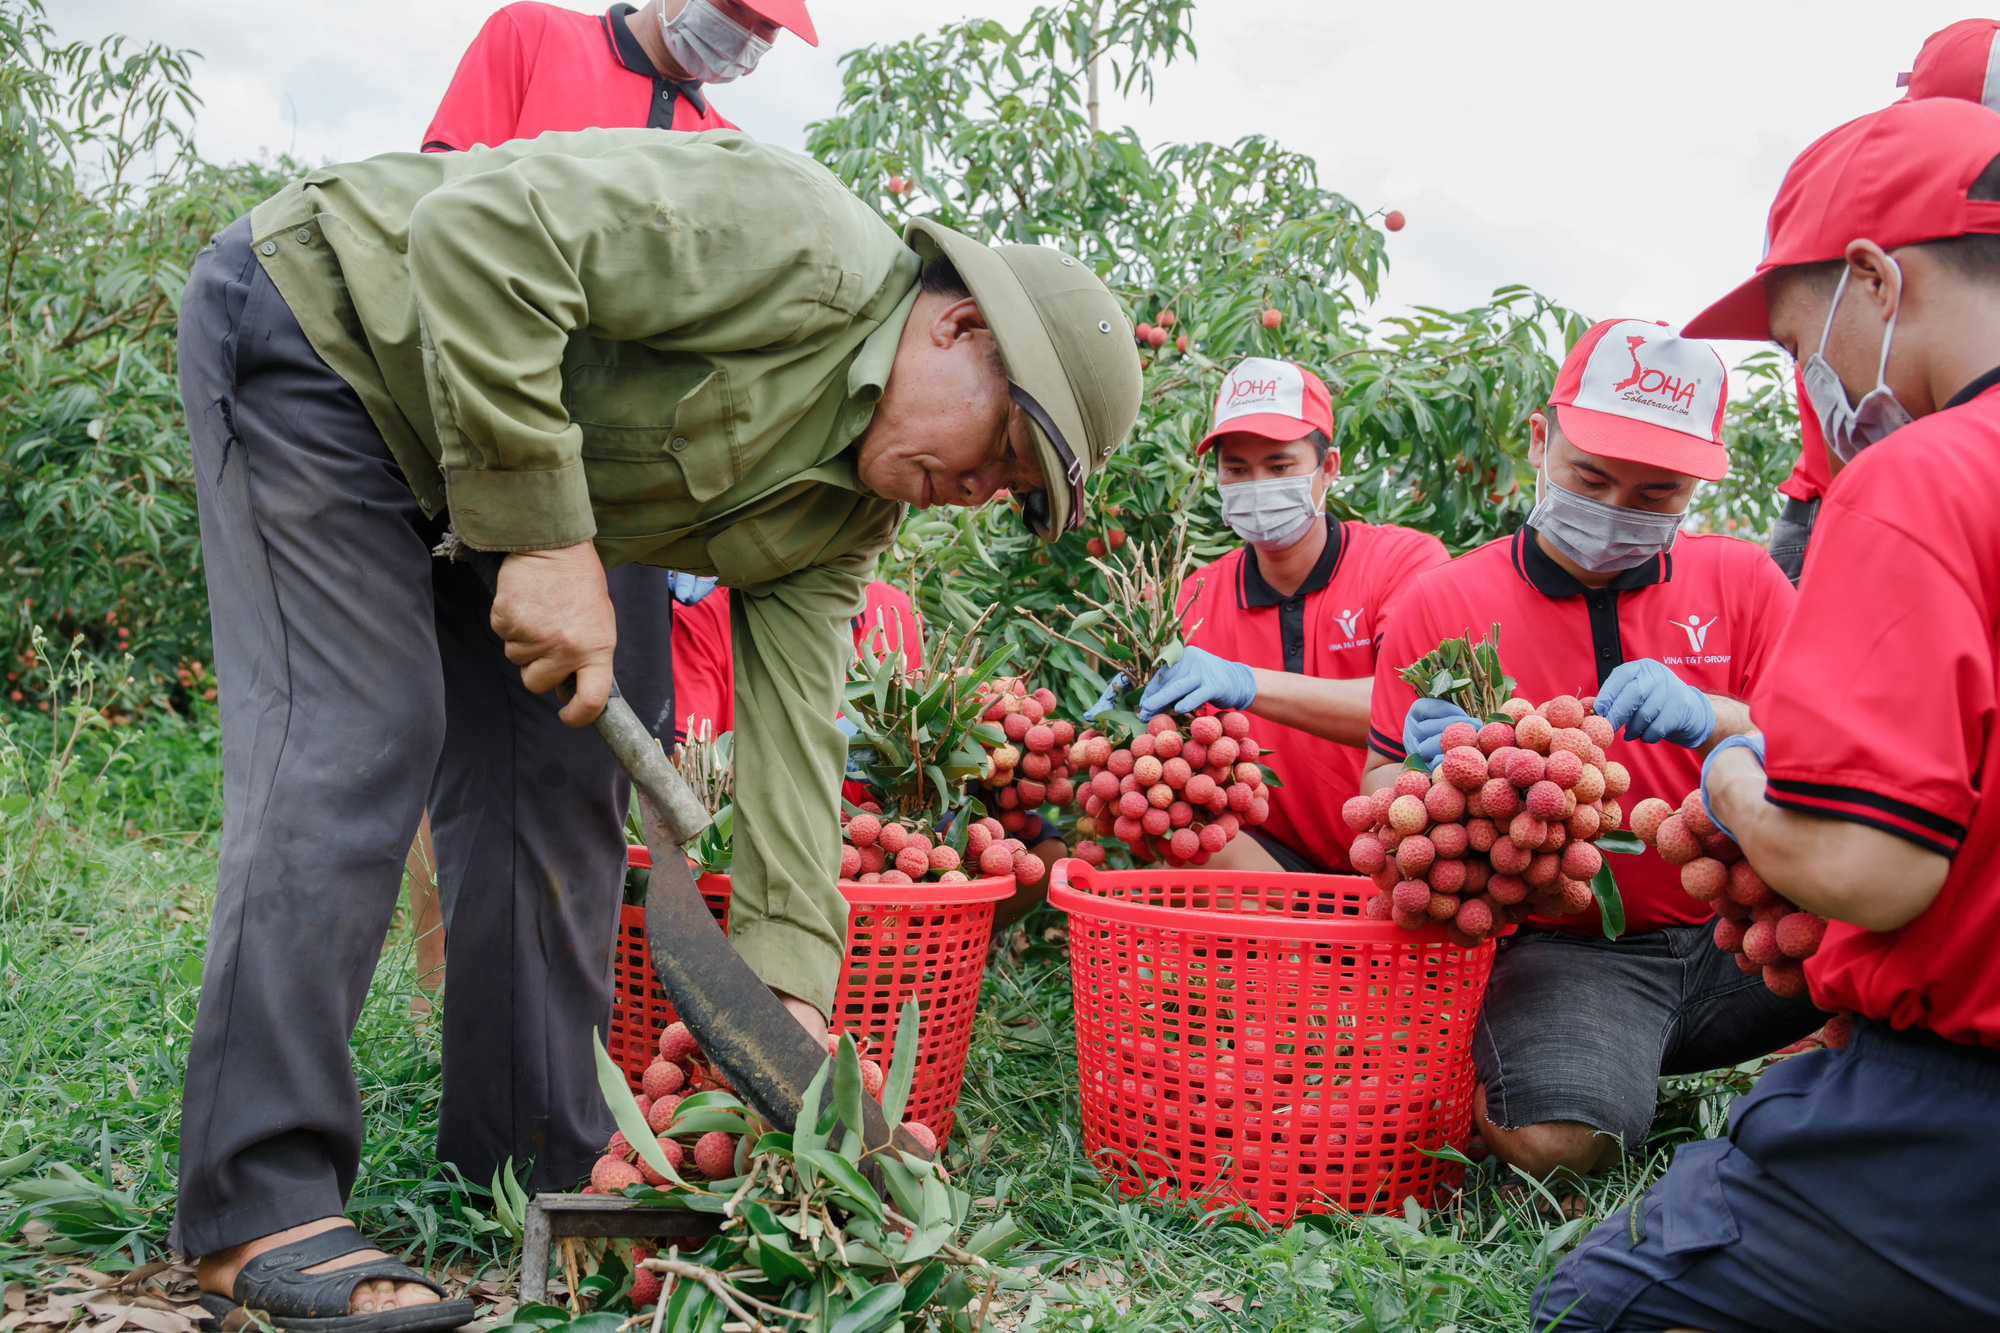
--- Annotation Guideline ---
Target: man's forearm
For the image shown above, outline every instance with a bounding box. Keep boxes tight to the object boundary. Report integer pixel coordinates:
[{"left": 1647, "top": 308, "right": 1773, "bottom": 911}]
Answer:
[
  {"left": 1360, "top": 752, "right": 1400, "bottom": 796},
  {"left": 1248, "top": 670, "right": 1373, "bottom": 748},
  {"left": 1706, "top": 746, "right": 1950, "bottom": 930},
  {"left": 1694, "top": 694, "right": 1755, "bottom": 756}
]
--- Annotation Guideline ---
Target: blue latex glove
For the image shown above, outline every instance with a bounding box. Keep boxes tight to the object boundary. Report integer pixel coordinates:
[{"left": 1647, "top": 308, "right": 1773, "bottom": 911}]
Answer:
[
  {"left": 1138, "top": 646, "right": 1257, "bottom": 720},
  {"left": 1594, "top": 659, "right": 1716, "bottom": 747},
  {"left": 1403, "top": 698, "right": 1475, "bottom": 765},
  {"left": 667, "top": 570, "right": 719, "bottom": 605},
  {"left": 1700, "top": 732, "right": 1766, "bottom": 843},
  {"left": 1085, "top": 673, "right": 1129, "bottom": 720}
]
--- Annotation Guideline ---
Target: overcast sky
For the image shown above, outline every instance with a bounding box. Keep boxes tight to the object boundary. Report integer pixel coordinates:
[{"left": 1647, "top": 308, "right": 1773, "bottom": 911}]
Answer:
[{"left": 52, "top": 0, "right": 1983, "bottom": 341}]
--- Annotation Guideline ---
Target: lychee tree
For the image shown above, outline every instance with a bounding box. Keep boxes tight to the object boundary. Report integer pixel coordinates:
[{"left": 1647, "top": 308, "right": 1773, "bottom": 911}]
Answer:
[{"left": 806, "top": 0, "right": 1798, "bottom": 717}]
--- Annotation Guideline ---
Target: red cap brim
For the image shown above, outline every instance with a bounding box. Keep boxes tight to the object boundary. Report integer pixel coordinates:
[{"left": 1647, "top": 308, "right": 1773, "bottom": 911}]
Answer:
[
  {"left": 1555, "top": 404, "right": 1729, "bottom": 482},
  {"left": 1195, "top": 414, "right": 1321, "bottom": 456},
  {"left": 1682, "top": 271, "right": 1770, "bottom": 342},
  {"left": 739, "top": 0, "right": 816, "bottom": 45}
]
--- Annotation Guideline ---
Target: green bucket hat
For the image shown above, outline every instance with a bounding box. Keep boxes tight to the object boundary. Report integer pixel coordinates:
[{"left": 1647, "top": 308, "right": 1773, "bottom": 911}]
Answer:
[{"left": 903, "top": 218, "right": 1143, "bottom": 540}]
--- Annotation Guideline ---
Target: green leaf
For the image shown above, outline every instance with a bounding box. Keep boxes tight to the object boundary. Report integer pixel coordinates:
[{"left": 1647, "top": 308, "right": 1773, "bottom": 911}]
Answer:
[
  {"left": 1595, "top": 831, "right": 1646, "bottom": 856},
  {"left": 963, "top": 1213, "right": 1025, "bottom": 1259},
  {"left": 1402, "top": 754, "right": 1430, "bottom": 772},
  {"left": 750, "top": 1233, "right": 813, "bottom": 1287},
  {"left": 670, "top": 1090, "right": 747, "bottom": 1115},
  {"left": 877, "top": 1155, "right": 925, "bottom": 1221},
  {"left": 901, "top": 1261, "right": 948, "bottom": 1314},
  {"left": 794, "top": 1058, "right": 833, "bottom": 1164},
  {"left": 829, "top": 1283, "right": 906, "bottom": 1333},
  {"left": 592, "top": 1030, "right": 684, "bottom": 1187},
  {"left": 1591, "top": 858, "right": 1627, "bottom": 940},
  {"left": 796, "top": 1148, "right": 886, "bottom": 1223},
  {"left": 881, "top": 1000, "right": 921, "bottom": 1130},
  {"left": 665, "top": 1109, "right": 751, "bottom": 1136},
  {"left": 832, "top": 1035, "right": 867, "bottom": 1159}
]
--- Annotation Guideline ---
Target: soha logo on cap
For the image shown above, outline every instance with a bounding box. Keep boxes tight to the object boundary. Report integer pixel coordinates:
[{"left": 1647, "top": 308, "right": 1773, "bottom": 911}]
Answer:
[{"left": 1216, "top": 357, "right": 1307, "bottom": 423}]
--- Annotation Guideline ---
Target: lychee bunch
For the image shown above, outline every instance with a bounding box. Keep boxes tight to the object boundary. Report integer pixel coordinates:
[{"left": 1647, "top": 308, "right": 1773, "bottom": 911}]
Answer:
[
  {"left": 1633, "top": 789, "right": 1825, "bottom": 998},
  {"left": 840, "top": 805, "right": 975, "bottom": 885},
  {"left": 1073, "top": 710, "right": 1270, "bottom": 869},
  {"left": 974, "top": 678, "right": 1080, "bottom": 834},
  {"left": 1343, "top": 693, "right": 1630, "bottom": 947}
]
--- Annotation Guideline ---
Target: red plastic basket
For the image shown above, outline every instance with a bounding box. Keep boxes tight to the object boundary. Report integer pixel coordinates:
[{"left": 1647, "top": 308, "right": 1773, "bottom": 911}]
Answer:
[
  {"left": 608, "top": 848, "right": 1011, "bottom": 1140},
  {"left": 1047, "top": 859, "right": 1500, "bottom": 1221}
]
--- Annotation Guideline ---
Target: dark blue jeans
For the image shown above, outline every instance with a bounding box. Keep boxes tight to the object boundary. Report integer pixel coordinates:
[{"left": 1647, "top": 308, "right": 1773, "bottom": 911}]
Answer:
[{"left": 1536, "top": 1019, "right": 2000, "bottom": 1332}]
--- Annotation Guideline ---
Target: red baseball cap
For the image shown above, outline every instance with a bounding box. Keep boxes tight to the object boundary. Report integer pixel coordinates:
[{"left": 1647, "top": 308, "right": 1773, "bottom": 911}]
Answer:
[
  {"left": 1195, "top": 356, "right": 1334, "bottom": 455},
  {"left": 1902, "top": 19, "right": 2000, "bottom": 109},
  {"left": 1685, "top": 97, "right": 2000, "bottom": 340},
  {"left": 1548, "top": 319, "right": 1730, "bottom": 481},
  {"left": 736, "top": 0, "right": 817, "bottom": 46}
]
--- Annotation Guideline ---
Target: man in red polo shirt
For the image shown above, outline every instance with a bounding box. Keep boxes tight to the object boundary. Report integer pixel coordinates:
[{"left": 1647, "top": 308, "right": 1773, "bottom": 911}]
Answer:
[
  {"left": 1363, "top": 321, "right": 1812, "bottom": 1185},
  {"left": 1536, "top": 96, "right": 2000, "bottom": 1333},
  {"left": 1136, "top": 357, "right": 1448, "bottom": 873},
  {"left": 423, "top": 0, "right": 815, "bottom": 152}
]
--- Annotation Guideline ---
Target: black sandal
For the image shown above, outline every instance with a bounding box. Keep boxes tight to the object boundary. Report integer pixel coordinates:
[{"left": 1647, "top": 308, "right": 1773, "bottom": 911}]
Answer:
[{"left": 197, "top": 1226, "right": 475, "bottom": 1333}]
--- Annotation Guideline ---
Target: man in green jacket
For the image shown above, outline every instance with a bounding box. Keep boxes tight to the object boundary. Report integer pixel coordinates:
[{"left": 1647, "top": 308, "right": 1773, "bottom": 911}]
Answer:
[{"left": 173, "top": 128, "right": 1139, "bottom": 1328}]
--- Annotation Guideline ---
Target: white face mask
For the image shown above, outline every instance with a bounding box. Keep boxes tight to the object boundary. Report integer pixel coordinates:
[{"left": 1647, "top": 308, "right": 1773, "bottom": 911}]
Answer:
[
  {"left": 1800, "top": 259, "right": 1914, "bottom": 462},
  {"left": 1526, "top": 467, "right": 1685, "bottom": 573},
  {"left": 1219, "top": 471, "right": 1325, "bottom": 549},
  {"left": 660, "top": 0, "right": 771, "bottom": 84}
]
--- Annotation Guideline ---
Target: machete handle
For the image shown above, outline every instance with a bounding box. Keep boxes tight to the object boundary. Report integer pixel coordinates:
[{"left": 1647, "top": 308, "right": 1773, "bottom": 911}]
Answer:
[{"left": 456, "top": 544, "right": 710, "bottom": 847}]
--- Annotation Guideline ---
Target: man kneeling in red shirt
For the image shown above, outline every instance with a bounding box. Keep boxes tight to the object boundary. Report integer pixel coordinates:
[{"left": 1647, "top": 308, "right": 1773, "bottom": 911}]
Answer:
[{"left": 1364, "top": 321, "right": 1816, "bottom": 1187}]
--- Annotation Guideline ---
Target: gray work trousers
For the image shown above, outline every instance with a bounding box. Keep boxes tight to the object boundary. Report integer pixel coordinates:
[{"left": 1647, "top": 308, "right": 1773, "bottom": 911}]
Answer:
[{"left": 169, "top": 217, "right": 675, "bottom": 1256}]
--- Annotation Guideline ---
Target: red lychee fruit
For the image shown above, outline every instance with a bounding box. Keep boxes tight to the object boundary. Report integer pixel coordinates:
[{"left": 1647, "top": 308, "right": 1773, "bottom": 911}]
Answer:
[
  {"left": 1823, "top": 1013, "right": 1852, "bottom": 1048},
  {"left": 1220, "top": 711, "right": 1251, "bottom": 739},
  {"left": 1488, "top": 837, "right": 1532, "bottom": 875},
  {"left": 839, "top": 844, "right": 863, "bottom": 879},
  {"left": 1600, "top": 761, "right": 1632, "bottom": 798},
  {"left": 1712, "top": 916, "right": 1747, "bottom": 952},
  {"left": 659, "top": 1021, "right": 698, "bottom": 1065},
  {"left": 1170, "top": 828, "right": 1200, "bottom": 860},
  {"left": 642, "top": 1059, "right": 685, "bottom": 1101},
  {"left": 1199, "top": 822, "right": 1229, "bottom": 853},
  {"left": 1680, "top": 857, "right": 1727, "bottom": 901},
  {"left": 845, "top": 813, "right": 881, "bottom": 848},
  {"left": 1455, "top": 896, "right": 1494, "bottom": 937},
  {"left": 1480, "top": 777, "right": 1524, "bottom": 822},
  {"left": 1430, "top": 821, "right": 1469, "bottom": 859},
  {"left": 1191, "top": 715, "right": 1224, "bottom": 745},
  {"left": 1762, "top": 963, "right": 1807, "bottom": 998},
  {"left": 592, "top": 1155, "right": 642, "bottom": 1192},
  {"left": 1741, "top": 920, "right": 1783, "bottom": 967},
  {"left": 1392, "top": 879, "right": 1431, "bottom": 915},
  {"left": 1466, "top": 817, "right": 1499, "bottom": 853},
  {"left": 692, "top": 1131, "right": 737, "bottom": 1179},
  {"left": 901, "top": 1120, "right": 938, "bottom": 1154},
  {"left": 1428, "top": 858, "right": 1468, "bottom": 895},
  {"left": 1525, "top": 780, "right": 1566, "bottom": 820},
  {"left": 1427, "top": 889, "right": 1461, "bottom": 921},
  {"left": 1559, "top": 876, "right": 1596, "bottom": 914},
  {"left": 647, "top": 1094, "right": 683, "bottom": 1134},
  {"left": 1393, "top": 768, "right": 1430, "bottom": 799},
  {"left": 1544, "top": 749, "right": 1584, "bottom": 790},
  {"left": 878, "top": 823, "right": 911, "bottom": 855},
  {"left": 1515, "top": 713, "right": 1554, "bottom": 754},
  {"left": 1439, "top": 720, "right": 1480, "bottom": 753},
  {"left": 1013, "top": 850, "right": 1047, "bottom": 884},
  {"left": 637, "top": 1136, "right": 685, "bottom": 1186},
  {"left": 1488, "top": 873, "right": 1528, "bottom": 905},
  {"left": 1561, "top": 841, "right": 1603, "bottom": 882},
  {"left": 1425, "top": 781, "right": 1467, "bottom": 823},
  {"left": 1383, "top": 209, "right": 1406, "bottom": 232},
  {"left": 887, "top": 175, "right": 907, "bottom": 195},
  {"left": 1387, "top": 793, "right": 1427, "bottom": 834},
  {"left": 1075, "top": 839, "right": 1107, "bottom": 865},
  {"left": 1396, "top": 834, "right": 1437, "bottom": 878},
  {"left": 980, "top": 843, "right": 1015, "bottom": 876},
  {"left": 1654, "top": 814, "right": 1701, "bottom": 866},
  {"left": 929, "top": 844, "right": 961, "bottom": 874},
  {"left": 892, "top": 846, "right": 928, "bottom": 878},
  {"left": 1509, "top": 812, "right": 1549, "bottom": 849},
  {"left": 1526, "top": 852, "right": 1562, "bottom": 888},
  {"left": 1726, "top": 860, "right": 1776, "bottom": 907},
  {"left": 1246, "top": 796, "right": 1270, "bottom": 825},
  {"left": 1628, "top": 797, "right": 1673, "bottom": 844},
  {"left": 1086, "top": 537, "right": 1107, "bottom": 558},
  {"left": 1260, "top": 308, "right": 1282, "bottom": 329},
  {"left": 1439, "top": 745, "right": 1488, "bottom": 791},
  {"left": 1147, "top": 326, "right": 1168, "bottom": 348},
  {"left": 1506, "top": 749, "right": 1547, "bottom": 788},
  {"left": 1776, "top": 912, "right": 1825, "bottom": 960},
  {"left": 1343, "top": 795, "right": 1377, "bottom": 832}
]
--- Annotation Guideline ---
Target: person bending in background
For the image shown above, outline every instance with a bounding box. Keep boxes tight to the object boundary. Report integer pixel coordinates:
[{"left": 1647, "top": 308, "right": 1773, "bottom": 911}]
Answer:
[
  {"left": 1362, "top": 322, "right": 1816, "bottom": 1195},
  {"left": 1123, "top": 357, "right": 1447, "bottom": 874}
]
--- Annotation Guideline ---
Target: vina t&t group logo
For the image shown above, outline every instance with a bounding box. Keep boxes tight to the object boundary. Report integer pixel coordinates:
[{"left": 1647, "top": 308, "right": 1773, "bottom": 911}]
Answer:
[
  {"left": 1612, "top": 335, "right": 1701, "bottom": 418},
  {"left": 1329, "top": 606, "right": 1367, "bottom": 651},
  {"left": 1662, "top": 613, "right": 1729, "bottom": 667}
]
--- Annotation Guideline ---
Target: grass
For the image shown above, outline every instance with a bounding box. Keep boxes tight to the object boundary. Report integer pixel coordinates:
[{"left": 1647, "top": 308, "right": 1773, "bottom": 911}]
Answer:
[{"left": 0, "top": 705, "right": 1762, "bottom": 1330}]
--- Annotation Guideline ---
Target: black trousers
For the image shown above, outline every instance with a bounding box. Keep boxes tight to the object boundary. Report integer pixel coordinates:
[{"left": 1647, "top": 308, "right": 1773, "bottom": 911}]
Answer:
[{"left": 170, "top": 217, "right": 675, "bottom": 1256}]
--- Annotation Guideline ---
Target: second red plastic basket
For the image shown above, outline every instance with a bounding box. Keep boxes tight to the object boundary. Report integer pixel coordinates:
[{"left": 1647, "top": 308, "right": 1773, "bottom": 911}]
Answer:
[
  {"left": 1048, "top": 859, "right": 1500, "bottom": 1221},
  {"left": 608, "top": 849, "right": 1011, "bottom": 1140}
]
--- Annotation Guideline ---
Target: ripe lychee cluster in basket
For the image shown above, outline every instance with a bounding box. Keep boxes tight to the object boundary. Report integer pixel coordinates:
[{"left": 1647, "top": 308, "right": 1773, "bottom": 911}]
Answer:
[
  {"left": 975, "top": 677, "right": 1080, "bottom": 834},
  {"left": 1071, "top": 710, "right": 1271, "bottom": 868},
  {"left": 1344, "top": 695, "right": 1631, "bottom": 945},
  {"left": 1631, "top": 790, "right": 1826, "bottom": 998}
]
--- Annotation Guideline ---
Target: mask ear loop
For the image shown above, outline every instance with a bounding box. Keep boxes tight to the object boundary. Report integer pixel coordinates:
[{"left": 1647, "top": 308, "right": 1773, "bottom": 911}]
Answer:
[
  {"left": 1871, "top": 254, "right": 1904, "bottom": 395},
  {"left": 1815, "top": 265, "right": 1851, "bottom": 362}
]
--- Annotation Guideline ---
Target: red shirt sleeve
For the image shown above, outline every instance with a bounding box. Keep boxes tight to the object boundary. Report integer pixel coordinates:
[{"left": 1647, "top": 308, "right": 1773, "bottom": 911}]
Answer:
[
  {"left": 1369, "top": 577, "right": 1444, "bottom": 761},
  {"left": 670, "top": 590, "right": 735, "bottom": 744},
  {"left": 1726, "top": 540, "right": 1796, "bottom": 702},
  {"left": 855, "top": 582, "right": 922, "bottom": 669},
  {"left": 422, "top": 6, "right": 532, "bottom": 151},
  {"left": 1757, "top": 490, "right": 1987, "bottom": 856},
  {"left": 1369, "top": 527, "right": 1452, "bottom": 637}
]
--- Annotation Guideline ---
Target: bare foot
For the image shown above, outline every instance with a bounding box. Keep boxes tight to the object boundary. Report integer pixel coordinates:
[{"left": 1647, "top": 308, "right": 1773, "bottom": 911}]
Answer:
[{"left": 197, "top": 1217, "right": 440, "bottom": 1315}]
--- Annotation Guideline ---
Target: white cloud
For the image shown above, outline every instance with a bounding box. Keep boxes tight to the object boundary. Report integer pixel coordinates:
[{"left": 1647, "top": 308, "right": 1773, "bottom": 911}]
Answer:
[{"left": 51, "top": 0, "right": 1981, "bottom": 344}]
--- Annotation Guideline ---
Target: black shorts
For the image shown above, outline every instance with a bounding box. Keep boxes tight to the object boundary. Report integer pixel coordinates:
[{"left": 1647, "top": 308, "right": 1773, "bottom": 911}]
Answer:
[
  {"left": 1244, "top": 825, "right": 1333, "bottom": 874},
  {"left": 1475, "top": 923, "right": 1825, "bottom": 1151}
]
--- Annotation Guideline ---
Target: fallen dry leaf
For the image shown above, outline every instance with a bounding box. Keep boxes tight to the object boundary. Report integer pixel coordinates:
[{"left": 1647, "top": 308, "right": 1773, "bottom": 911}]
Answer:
[{"left": 4, "top": 1287, "right": 24, "bottom": 1314}]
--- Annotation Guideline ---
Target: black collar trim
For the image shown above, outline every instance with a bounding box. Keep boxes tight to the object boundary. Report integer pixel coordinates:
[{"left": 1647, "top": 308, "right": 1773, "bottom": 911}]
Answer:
[
  {"left": 604, "top": 4, "right": 708, "bottom": 114},
  {"left": 1510, "top": 526, "right": 1670, "bottom": 598},
  {"left": 1238, "top": 515, "right": 1347, "bottom": 609},
  {"left": 1945, "top": 365, "right": 2000, "bottom": 411}
]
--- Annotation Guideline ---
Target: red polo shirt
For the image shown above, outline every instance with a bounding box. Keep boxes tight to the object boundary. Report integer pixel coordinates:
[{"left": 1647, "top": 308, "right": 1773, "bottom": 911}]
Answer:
[
  {"left": 1179, "top": 518, "right": 1449, "bottom": 872},
  {"left": 669, "top": 583, "right": 924, "bottom": 745},
  {"left": 1778, "top": 365, "right": 1833, "bottom": 503},
  {"left": 422, "top": 1, "right": 737, "bottom": 152},
  {"left": 1370, "top": 527, "right": 1795, "bottom": 934},
  {"left": 1756, "top": 370, "right": 2000, "bottom": 1046}
]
